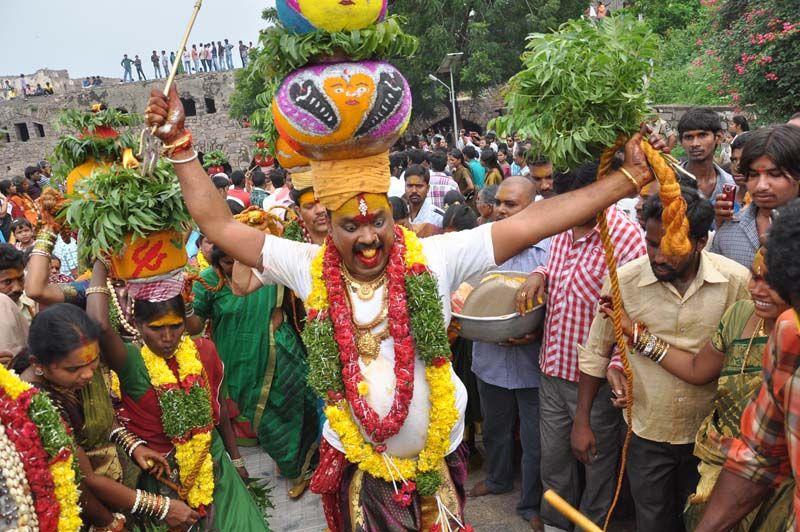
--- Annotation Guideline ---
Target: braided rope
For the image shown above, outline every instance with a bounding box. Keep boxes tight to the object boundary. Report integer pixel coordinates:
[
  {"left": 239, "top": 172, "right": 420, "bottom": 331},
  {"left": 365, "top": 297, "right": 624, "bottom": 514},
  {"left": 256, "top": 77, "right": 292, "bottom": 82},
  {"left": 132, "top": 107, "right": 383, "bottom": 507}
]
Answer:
[{"left": 597, "top": 138, "right": 689, "bottom": 531}]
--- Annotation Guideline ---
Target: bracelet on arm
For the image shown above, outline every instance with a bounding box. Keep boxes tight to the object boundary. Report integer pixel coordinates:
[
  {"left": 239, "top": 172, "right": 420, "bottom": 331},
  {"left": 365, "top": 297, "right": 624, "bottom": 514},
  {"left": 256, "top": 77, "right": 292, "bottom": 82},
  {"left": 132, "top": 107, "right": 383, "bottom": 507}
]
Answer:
[
  {"left": 619, "top": 166, "right": 642, "bottom": 194},
  {"left": 165, "top": 149, "right": 199, "bottom": 165},
  {"left": 86, "top": 286, "right": 112, "bottom": 297},
  {"left": 110, "top": 426, "right": 146, "bottom": 457},
  {"left": 230, "top": 457, "right": 246, "bottom": 469},
  {"left": 92, "top": 512, "right": 126, "bottom": 532},
  {"left": 130, "top": 490, "right": 170, "bottom": 519},
  {"left": 161, "top": 129, "right": 193, "bottom": 157}
]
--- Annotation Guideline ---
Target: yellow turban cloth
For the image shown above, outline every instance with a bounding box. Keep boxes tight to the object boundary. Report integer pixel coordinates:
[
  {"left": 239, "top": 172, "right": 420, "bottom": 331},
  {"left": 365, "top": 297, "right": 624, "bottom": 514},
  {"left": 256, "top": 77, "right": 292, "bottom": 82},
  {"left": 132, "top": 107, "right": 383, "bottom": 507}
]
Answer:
[
  {"left": 311, "top": 152, "right": 390, "bottom": 211},
  {"left": 290, "top": 168, "right": 314, "bottom": 191}
]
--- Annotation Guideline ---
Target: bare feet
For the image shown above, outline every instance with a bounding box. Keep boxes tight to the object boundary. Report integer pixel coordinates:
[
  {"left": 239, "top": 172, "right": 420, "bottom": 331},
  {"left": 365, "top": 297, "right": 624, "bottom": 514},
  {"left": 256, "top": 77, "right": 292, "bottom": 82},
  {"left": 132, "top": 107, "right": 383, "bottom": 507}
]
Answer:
[
  {"left": 529, "top": 516, "right": 544, "bottom": 532},
  {"left": 467, "top": 480, "right": 492, "bottom": 498}
]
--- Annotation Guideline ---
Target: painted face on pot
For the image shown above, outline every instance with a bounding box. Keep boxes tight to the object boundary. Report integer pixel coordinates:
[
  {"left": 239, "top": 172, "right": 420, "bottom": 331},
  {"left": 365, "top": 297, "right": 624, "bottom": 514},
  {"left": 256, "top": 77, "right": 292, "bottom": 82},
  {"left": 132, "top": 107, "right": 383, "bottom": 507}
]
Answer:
[
  {"left": 329, "top": 193, "right": 394, "bottom": 281},
  {"left": 273, "top": 61, "right": 411, "bottom": 160},
  {"left": 277, "top": 0, "right": 387, "bottom": 33}
]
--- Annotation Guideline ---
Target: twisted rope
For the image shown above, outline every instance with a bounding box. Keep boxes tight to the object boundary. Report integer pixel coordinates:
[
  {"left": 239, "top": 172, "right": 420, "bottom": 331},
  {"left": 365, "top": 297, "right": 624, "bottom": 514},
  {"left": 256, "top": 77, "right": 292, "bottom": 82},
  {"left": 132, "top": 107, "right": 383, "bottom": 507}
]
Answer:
[{"left": 597, "top": 138, "right": 689, "bottom": 531}]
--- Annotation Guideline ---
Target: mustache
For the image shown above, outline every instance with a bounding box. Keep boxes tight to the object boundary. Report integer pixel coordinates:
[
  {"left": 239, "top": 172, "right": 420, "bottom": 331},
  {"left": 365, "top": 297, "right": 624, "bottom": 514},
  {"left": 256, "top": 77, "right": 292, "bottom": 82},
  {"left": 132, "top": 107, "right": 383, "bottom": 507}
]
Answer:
[{"left": 354, "top": 240, "right": 384, "bottom": 253}]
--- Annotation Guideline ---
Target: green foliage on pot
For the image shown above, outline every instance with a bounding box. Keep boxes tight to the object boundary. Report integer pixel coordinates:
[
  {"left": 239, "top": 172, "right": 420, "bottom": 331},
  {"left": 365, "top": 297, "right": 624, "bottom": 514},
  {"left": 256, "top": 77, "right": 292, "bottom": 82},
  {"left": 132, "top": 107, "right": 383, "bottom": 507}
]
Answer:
[
  {"left": 50, "top": 108, "right": 141, "bottom": 185},
  {"left": 229, "top": 11, "right": 418, "bottom": 155},
  {"left": 63, "top": 162, "right": 191, "bottom": 265},
  {"left": 202, "top": 149, "right": 228, "bottom": 169},
  {"left": 493, "top": 15, "right": 658, "bottom": 170}
]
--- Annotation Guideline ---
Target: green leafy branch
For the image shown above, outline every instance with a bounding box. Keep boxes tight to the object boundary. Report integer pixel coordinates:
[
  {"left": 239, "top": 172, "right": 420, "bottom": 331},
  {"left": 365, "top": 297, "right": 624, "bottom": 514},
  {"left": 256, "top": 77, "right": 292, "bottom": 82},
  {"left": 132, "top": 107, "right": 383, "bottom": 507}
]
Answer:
[
  {"left": 63, "top": 162, "right": 191, "bottom": 265},
  {"left": 492, "top": 15, "right": 658, "bottom": 170}
]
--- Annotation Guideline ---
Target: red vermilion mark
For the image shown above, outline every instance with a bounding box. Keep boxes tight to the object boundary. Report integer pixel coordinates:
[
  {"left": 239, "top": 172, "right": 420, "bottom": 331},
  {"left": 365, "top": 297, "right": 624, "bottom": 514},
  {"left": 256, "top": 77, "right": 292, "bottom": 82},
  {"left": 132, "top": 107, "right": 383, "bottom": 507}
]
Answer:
[{"left": 131, "top": 240, "right": 168, "bottom": 278}]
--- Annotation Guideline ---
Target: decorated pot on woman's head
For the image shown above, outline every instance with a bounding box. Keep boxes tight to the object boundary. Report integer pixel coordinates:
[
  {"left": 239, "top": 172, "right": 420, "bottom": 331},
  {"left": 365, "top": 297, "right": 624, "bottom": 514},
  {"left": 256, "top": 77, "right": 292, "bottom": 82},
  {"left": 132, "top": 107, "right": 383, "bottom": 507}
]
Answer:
[
  {"left": 110, "top": 230, "right": 188, "bottom": 281},
  {"left": 272, "top": 60, "right": 411, "bottom": 161},
  {"left": 276, "top": 0, "right": 387, "bottom": 34},
  {"left": 275, "top": 136, "right": 310, "bottom": 169}
]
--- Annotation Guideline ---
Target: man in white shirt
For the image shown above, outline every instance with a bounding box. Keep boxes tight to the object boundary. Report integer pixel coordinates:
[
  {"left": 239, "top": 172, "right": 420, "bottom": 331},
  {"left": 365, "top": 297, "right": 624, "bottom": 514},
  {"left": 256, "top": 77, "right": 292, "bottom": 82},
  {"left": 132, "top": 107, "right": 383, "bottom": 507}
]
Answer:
[
  {"left": 406, "top": 164, "right": 444, "bottom": 228},
  {"left": 145, "top": 84, "right": 666, "bottom": 532}
]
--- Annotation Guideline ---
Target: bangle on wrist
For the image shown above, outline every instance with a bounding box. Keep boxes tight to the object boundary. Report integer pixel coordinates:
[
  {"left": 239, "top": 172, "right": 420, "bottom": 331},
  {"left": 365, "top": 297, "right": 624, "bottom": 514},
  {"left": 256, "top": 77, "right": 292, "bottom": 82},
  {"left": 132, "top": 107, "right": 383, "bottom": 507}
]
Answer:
[
  {"left": 230, "top": 456, "right": 246, "bottom": 468},
  {"left": 86, "top": 286, "right": 112, "bottom": 297},
  {"left": 165, "top": 149, "right": 198, "bottom": 165},
  {"left": 619, "top": 166, "right": 642, "bottom": 193}
]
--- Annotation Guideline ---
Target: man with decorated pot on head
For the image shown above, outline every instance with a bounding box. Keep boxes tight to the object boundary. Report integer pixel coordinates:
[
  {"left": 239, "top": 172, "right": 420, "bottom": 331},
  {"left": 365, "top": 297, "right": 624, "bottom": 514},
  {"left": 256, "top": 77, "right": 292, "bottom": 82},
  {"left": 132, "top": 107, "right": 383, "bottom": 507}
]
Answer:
[{"left": 144, "top": 3, "right": 668, "bottom": 531}]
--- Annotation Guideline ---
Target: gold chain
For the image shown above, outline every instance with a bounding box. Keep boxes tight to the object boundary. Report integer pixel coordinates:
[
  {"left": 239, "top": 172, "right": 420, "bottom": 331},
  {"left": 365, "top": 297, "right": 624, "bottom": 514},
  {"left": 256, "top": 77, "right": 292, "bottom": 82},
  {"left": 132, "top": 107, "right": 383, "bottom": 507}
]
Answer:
[{"left": 341, "top": 265, "right": 387, "bottom": 302}]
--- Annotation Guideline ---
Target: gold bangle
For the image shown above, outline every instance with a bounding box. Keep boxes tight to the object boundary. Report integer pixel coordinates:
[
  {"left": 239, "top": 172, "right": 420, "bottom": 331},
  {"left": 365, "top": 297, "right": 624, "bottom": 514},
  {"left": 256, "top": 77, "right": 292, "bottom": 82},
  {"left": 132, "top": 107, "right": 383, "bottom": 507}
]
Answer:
[
  {"left": 619, "top": 166, "right": 641, "bottom": 193},
  {"left": 86, "top": 286, "right": 112, "bottom": 297}
]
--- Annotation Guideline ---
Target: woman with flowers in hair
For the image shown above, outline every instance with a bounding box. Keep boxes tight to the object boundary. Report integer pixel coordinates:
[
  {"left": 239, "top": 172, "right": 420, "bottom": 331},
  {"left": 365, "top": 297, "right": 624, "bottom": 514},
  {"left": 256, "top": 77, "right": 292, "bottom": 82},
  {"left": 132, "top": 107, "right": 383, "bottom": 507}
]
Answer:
[
  {"left": 18, "top": 303, "right": 199, "bottom": 531},
  {"left": 86, "top": 261, "right": 268, "bottom": 531}
]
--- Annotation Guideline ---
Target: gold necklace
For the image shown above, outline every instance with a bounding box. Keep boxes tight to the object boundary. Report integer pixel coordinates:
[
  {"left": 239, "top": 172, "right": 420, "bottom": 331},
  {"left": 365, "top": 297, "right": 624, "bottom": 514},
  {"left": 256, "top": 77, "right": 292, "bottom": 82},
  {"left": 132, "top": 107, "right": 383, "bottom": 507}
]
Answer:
[
  {"left": 345, "top": 280, "right": 389, "bottom": 364},
  {"left": 341, "top": 265, "right": 387, "bottom": 301}
]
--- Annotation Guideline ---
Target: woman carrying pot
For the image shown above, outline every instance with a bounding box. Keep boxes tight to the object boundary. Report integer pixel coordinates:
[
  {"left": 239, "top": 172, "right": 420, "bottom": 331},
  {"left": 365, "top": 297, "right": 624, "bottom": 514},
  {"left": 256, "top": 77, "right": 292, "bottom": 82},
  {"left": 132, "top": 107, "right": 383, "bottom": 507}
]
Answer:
[
  {"left": 86, "top": 260, "right": 269, "bottom": 530},
  {"left": 20, "top": 303, "right": 199, "bottom": 531}
]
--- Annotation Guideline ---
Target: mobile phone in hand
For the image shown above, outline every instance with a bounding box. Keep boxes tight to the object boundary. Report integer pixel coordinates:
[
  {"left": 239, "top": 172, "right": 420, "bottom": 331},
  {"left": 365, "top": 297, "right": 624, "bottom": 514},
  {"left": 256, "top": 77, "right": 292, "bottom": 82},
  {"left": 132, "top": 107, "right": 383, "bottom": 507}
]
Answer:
[{"left": 722, "top": 184, "right": 737, "bottom": 205}]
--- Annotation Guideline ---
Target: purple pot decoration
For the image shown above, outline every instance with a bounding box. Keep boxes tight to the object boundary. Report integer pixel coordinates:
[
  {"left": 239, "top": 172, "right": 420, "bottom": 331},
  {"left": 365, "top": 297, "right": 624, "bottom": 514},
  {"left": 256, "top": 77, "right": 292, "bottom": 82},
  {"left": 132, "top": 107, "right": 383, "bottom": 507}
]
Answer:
[{"left": 273, "top": 60, "right": 411, "bottom": 160}]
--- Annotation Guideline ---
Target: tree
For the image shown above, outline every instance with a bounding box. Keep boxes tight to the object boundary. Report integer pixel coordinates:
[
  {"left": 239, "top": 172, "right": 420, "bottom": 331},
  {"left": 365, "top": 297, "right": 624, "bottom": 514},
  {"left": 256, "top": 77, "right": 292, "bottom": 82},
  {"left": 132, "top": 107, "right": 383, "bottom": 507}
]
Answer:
[
  {"left": 391, "top": 0, "right": 585, "bottom": 125},
  {"left": 712, "top": 0, "right": 799, "bottom": 123},
  {"left": 630, "top": 0, "right": 704, "bottom": 35}
]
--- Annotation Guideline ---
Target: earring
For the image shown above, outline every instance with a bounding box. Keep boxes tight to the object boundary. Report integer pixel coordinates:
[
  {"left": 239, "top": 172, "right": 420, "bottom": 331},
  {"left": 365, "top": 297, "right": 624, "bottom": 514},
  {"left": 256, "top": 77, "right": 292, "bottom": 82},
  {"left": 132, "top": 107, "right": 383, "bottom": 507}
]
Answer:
[{"left": 34, "top": 367, "right": 44, "bottom": 376}]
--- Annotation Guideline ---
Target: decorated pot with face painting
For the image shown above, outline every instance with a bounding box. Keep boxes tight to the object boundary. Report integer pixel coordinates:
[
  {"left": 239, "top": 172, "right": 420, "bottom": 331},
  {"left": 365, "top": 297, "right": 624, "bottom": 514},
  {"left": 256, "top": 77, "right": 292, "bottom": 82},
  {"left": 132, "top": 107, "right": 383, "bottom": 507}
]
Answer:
[
  {"left": 272, "top": 60, "right": 411, "bottom": 160},
  {"left": 276, "top": 0, "right": 387, "bottom": 34},
  {"left": 275, "top": 136, "right": 310, "bottom": 169}
]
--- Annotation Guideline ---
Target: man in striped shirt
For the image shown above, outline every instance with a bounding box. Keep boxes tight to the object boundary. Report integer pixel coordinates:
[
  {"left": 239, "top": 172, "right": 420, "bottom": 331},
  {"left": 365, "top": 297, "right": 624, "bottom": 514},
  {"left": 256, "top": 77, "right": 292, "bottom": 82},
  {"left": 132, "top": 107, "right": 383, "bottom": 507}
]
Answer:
[{"left": 516, "top": 161, "right": 646, "bottom": 531}]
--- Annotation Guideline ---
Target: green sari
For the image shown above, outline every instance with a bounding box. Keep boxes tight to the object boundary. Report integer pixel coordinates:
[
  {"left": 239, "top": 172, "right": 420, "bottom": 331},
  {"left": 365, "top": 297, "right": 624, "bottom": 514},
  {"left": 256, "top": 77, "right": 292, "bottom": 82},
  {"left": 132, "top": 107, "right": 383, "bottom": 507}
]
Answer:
[
  {"left": 192, "top": 267, "right": 320, "bottom": 480},
  {"left": 684, "top": 300, "right": 793, "bottom": 530}
]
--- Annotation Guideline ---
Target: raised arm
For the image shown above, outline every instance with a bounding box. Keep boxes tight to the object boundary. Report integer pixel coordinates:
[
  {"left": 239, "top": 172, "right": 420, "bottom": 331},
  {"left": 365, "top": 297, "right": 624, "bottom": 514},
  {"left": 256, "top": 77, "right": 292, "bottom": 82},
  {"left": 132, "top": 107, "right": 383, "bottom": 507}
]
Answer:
[
  {"left": 86, "top": 261, "right": 129, "bottom": 374},
  {"left": 492, "top": 130, "right": 660, "bottom": 265},
  {"left": 145, "top": 86, "right": 265, "bottom": 267},
  {"left": 230, "top": 260, "right": 264, "bottom": 296}
]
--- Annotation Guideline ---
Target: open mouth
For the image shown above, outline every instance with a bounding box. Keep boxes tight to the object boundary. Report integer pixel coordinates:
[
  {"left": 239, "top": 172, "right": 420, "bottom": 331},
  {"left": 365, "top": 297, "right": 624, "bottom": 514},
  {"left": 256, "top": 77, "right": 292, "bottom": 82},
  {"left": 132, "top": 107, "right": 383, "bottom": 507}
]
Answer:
[
  {"left": 356, "top": 248, "right": 381, "bottom": 268},
  {"left": 339, "top": 0, "right": 355, "bottom": 5}
]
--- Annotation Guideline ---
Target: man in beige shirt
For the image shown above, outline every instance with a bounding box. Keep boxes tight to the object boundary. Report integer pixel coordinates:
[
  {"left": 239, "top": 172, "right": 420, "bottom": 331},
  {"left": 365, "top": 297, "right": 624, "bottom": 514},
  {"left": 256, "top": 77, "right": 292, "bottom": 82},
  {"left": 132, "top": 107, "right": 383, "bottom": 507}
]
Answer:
[{"left": 571, "top": 187, "right": 750, "bottom": 532}]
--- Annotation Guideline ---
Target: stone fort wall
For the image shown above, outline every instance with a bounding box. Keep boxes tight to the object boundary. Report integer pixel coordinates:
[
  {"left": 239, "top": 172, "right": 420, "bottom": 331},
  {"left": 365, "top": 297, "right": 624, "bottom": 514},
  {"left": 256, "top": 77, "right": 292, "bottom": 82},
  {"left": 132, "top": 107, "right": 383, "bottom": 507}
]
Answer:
[{"left": 0, "top": 70, "right": 254, "bottom": 177}]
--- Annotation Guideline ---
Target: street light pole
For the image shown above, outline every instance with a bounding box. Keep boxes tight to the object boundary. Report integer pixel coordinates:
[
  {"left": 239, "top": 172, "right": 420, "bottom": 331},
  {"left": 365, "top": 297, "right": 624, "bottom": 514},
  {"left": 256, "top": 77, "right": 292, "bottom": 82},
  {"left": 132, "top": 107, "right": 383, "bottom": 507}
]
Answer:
[
  {"left": 433, "top": 52, "right": 464, "bottom": 147},
  {"left": 448, "top": 69, "right": 458, "bottom": 147}
]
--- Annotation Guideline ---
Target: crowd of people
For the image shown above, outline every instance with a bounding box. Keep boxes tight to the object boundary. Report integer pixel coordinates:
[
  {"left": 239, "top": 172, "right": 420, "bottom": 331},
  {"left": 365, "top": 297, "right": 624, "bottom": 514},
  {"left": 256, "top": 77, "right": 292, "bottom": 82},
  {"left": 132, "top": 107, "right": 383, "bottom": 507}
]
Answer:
[
  {"left": 118, "top": 40, "right": 252, "bottom": 83},
  {"left": 3, "top": 94, "right": 800, "bottom": 532},
  {"left": 2, "top": 74, "right": 55, "bottom": 100}
]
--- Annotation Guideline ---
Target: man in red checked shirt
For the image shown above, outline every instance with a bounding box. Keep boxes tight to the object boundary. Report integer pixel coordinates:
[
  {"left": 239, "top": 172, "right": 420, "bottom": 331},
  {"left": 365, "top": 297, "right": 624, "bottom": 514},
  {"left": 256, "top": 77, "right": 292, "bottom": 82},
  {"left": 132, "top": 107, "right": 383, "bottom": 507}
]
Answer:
[
  {"left": 697, "top": 199, "right": 800, "bottom": 531},
  {"left": 515, "top": 161, "right": 646, "bottom": 531}
]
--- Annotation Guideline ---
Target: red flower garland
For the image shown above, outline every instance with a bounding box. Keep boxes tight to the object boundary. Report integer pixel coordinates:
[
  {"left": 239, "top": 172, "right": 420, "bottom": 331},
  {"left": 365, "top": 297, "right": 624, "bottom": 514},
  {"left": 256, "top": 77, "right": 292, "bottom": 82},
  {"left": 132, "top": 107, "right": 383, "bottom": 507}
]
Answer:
[
  {"left": 322, "top": 226, "right": 416, "bottom": 442},
  {"left": 0, "top": 388, "right": 61, "bottom": 532}
]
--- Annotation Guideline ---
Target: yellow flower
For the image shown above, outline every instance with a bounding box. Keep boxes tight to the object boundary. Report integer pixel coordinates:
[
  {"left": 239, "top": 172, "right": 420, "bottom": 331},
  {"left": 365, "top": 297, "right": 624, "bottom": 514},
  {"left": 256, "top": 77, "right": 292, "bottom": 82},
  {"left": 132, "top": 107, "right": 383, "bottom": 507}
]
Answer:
[
  {"left": 0, "top": 365, "right": 32, "bottom": 400},
  {"left": 141, "top": 335, "right": 214, "bottom": 509},
  {"left": 401, "top": 226, "right": 427, "bottom": 267},
  {"left": 325, "top": 361, "right": 459, "bottom": 483},
  {"left": 357, "top": 381, "right": 369, "bottom": 396},
  {"left": 306, "top": 241, "right": 330, "bottom": 311},
  {"left": 173, "top": 336, "right": 203, "bottom": 381},
  {"left": 51, "top": 456, "right": 82, "bottom": 531},
  {"left": 175, "top": 431, "right": 214, "bottom": 508},
  {"left": 109, "top": 370, "right": 121, "bottom": 398}
]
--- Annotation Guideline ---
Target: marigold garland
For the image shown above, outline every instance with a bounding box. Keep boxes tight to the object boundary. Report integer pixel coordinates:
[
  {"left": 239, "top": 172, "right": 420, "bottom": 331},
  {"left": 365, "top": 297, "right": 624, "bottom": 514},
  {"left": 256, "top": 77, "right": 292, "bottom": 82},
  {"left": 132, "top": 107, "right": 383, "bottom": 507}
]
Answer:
[
  {"left": 140, "top": 335, "right": 215, "bottom": 509},
  {"left": 303, "top": 226, "right": 458, "bottom": 494},
  {"left": 0, "top": 365, "right": 82, "bottom": 532}
]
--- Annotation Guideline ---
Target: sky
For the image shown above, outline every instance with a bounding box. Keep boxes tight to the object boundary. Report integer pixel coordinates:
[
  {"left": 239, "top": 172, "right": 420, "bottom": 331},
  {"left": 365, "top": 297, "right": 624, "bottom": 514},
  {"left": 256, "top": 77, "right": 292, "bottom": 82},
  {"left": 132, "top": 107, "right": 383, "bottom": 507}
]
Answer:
[{"left": 1, "top": 0, "right": 274, "bottom": 79}]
